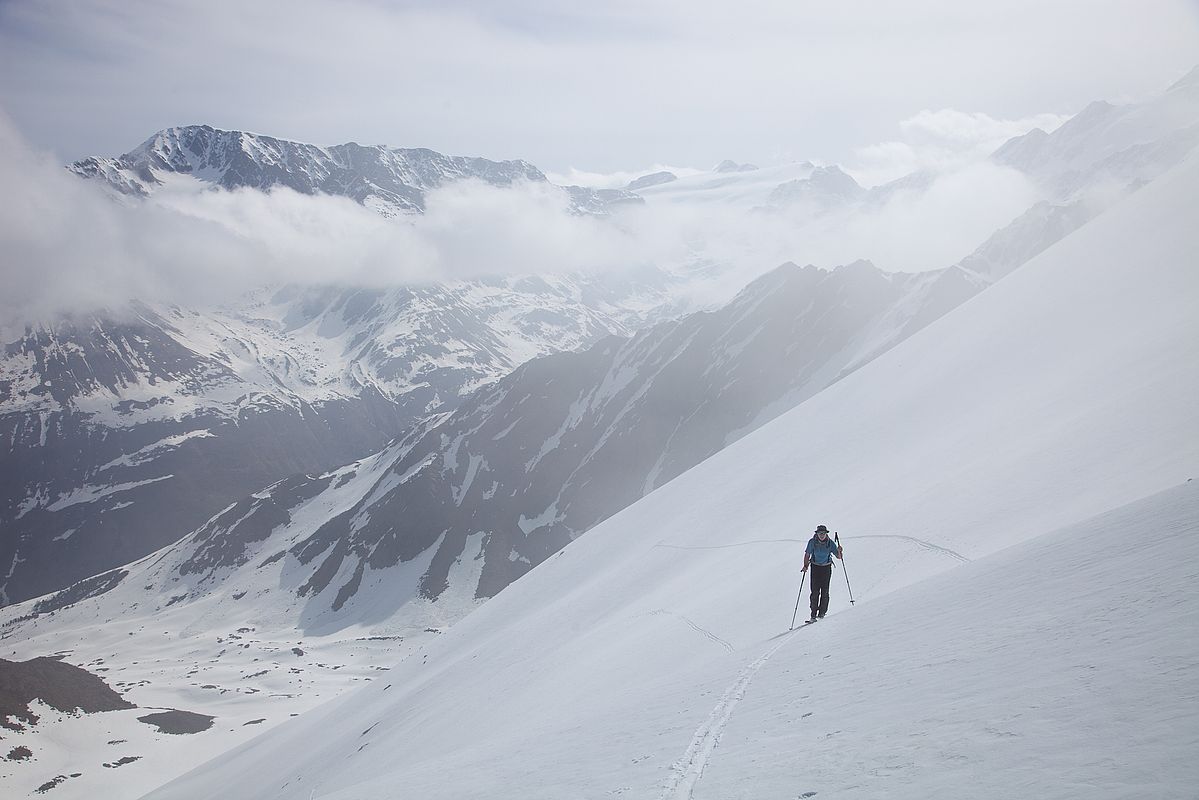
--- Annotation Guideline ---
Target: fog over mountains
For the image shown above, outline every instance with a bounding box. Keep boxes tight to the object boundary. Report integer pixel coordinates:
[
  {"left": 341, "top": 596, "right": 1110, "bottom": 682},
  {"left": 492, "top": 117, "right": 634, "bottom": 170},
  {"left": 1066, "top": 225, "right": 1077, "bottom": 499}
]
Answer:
[{"left": 1, "top": 67, "right": 1197, "bottom": 800}]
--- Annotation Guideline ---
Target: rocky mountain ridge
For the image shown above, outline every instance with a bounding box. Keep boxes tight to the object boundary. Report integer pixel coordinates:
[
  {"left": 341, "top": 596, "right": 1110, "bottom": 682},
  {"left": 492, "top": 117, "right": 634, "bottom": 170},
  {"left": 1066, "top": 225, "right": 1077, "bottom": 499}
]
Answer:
[{"left": 70, "top": 124, "right": 642, "bottom": 215}]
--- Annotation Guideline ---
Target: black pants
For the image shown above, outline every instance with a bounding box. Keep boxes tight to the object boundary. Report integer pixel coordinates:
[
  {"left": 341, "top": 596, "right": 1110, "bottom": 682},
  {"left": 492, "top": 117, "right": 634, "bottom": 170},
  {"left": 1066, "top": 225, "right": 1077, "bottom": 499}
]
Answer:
[{"left": 810, "top": 563, "right": 833, "bottom": 616}]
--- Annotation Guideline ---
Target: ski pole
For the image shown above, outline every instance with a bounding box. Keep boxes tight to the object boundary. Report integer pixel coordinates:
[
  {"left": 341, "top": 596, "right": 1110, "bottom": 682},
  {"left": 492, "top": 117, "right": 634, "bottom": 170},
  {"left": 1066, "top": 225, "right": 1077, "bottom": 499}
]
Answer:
[
  {"left": 835, "top": 532, "right": 855, "bottom": 605},
  {"left": 789, "top": 568, "right": 808, "bottom": 630}
]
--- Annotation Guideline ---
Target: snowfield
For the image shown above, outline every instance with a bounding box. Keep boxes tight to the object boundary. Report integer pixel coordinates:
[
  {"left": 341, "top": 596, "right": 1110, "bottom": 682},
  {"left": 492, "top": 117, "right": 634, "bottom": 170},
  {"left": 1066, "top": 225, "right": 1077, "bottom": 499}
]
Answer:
[{"left": 132, "top": 144, "right": 1198, "bottom": 797}]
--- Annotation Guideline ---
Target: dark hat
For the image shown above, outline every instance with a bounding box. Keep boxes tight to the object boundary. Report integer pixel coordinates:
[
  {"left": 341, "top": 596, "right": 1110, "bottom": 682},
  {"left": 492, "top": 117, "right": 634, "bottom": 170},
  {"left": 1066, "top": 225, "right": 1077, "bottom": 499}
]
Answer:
[{"left": 815, "top": 525, "right": 829, "bottom": 533}]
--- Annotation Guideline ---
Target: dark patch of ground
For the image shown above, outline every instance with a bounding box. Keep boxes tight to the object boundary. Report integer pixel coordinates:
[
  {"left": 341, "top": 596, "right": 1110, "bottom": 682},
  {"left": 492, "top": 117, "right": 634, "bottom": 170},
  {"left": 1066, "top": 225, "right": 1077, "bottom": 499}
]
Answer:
[
  {"left": 31, "top": 569, "right": 128, "bottom": 614},
  {"left": 7, "top": 745, "right": 33, "bottom": 760},
  {"left": 137, "top": 709, "right": 215, "bottom": 734},
  {"left": 103, "top": 755, "right": 142, "bottom": 768},
  {"left": 0, "top": 656, "right": 135, "bottom": 726},
  {"left": 243, "top": 718, "right": 266, "bottom": 725},
  {"left": 35, "top": 773, "right": 80, "bottom": 793}
]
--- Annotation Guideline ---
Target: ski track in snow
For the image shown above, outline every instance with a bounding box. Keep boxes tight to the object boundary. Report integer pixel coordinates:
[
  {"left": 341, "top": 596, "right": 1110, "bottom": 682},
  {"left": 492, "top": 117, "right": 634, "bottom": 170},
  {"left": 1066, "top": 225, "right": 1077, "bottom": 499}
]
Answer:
[
  {"left": 654, "top": 531, "right": 964, "bottom": 799},
  {"left": 648, "top": 610, "right": 734, "bottom": 653},
  {"left": 654, "top": 538, "right": 804, "bottom": 550},
  {"left": 655, "top": 535, "right": 969, "bottom": 563},
  {"left": 658, "top": 627, "right": 805, "bottom": 800},
  {"left": 847, "top": 534, "right": 970, "bottom": 563}
]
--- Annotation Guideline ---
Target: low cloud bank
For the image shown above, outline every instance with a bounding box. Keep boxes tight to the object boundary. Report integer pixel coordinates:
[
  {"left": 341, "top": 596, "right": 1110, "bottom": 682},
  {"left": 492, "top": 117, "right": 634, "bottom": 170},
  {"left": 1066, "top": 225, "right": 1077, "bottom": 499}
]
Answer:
[
  {"left": 850, "top": 108, "right": 1070, "bottom": 186},
  {"left": 0, "top": 111, "right": 1044, "bottom": 334}
]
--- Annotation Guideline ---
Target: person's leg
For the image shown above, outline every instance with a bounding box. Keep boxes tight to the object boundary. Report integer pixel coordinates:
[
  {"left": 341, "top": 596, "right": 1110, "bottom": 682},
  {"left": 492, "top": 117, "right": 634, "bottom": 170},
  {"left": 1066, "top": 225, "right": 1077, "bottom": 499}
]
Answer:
[
  {"left": 814, "top": 564, "right": 832, "bottom": 616},
  {"left": 808, "top": 569, "right": 820, "bottom": 618}
]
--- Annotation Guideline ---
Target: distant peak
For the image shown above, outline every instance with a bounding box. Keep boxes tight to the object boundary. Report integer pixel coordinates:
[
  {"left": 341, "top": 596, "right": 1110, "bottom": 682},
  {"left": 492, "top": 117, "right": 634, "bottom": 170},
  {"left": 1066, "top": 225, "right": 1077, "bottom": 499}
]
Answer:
[
  {"left": 626, "top": 171, "right": 677, "bottom": 191},
  {"left": 805, "top": 165, "right": 863, "bottom": 193},
  {"left": 1080, "top": 99, "right": 1116, "bottom": 114},
  {"left": 714, "top": 159, "right": 759, "bottom": 173},
  {"left": 811, "top": 164, "right": 850, "bottom": 178}
]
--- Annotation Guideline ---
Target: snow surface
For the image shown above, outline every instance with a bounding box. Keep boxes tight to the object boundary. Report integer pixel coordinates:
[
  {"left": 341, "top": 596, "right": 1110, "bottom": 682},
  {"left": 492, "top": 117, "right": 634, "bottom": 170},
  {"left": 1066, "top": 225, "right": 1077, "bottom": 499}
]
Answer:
[{"left": 136, "top": 132, "right": 1198, "bottom": 799}]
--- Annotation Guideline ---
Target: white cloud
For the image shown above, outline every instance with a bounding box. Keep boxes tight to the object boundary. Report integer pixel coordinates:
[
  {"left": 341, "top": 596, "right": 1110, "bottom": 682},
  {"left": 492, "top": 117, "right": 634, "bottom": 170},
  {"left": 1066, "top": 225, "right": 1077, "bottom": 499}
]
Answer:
[
  {"left": 544, "top": 165, "right": 706, "bottom": 189},
  {"left": 850, "top": 109, "right": 1071, "bottom": 187},
  {"left": 0, "top": 112, "right": 649, "bottom": 328},
  {"left": 622, "top": 162, "right": 1041, "bottom": 278},
  {"left": 0, "top": 102, "right": 1046, "bottom": 335}
]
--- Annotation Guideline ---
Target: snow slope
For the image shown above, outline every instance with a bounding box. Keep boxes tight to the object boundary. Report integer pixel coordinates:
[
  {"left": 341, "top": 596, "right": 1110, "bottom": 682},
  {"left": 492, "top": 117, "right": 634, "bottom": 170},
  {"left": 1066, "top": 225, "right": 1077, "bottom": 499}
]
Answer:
[
  {"left": 692, "top": 481, "right": 1199, "bottom": 799},
  {"left": 141, "top": 132, "right": 1199, "bottom": 798}
]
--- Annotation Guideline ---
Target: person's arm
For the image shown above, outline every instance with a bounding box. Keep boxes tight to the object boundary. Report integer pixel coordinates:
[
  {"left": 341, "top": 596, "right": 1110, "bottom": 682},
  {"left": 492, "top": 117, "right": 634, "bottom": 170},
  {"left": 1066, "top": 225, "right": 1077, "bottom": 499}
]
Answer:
[{"left": 802, "top": 541, "right": 811, "bottom": 572}]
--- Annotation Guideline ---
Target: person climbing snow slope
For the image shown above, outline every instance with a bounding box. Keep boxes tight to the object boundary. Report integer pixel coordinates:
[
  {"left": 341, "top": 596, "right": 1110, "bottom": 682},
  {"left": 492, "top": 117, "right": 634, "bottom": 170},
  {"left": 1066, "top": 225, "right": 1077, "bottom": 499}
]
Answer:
[{"left": 801, "top": 525, "right": 843, "bottom": 622}]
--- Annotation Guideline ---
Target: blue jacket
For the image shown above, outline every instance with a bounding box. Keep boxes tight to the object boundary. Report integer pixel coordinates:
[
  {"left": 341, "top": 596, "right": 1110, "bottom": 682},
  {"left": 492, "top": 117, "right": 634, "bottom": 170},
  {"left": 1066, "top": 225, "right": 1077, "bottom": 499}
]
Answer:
[{"left": 806, "top": 536, "right": 841, "bottom": 566}]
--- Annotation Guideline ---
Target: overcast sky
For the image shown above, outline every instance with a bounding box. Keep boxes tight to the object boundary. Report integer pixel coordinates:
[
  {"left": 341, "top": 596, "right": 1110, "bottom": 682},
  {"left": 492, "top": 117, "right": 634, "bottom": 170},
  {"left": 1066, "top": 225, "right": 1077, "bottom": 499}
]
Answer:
[{"left": 1, "top": 1, "right": 1196, "bottom": 175}]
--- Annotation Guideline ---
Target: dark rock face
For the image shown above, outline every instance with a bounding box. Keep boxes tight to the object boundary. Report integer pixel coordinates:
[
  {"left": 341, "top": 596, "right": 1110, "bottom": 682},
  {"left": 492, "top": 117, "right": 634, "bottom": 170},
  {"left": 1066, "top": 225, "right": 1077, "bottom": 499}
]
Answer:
[
  {"left": 0, "top": 354, "right": 409, "bottom": 607},
  {"left": 0, "top": 656, "right": 135, "bottom": 726},
  {"left": 1, "top": 313, "right": 220, "bottom": 407},
  {"left": 178, "top": 473, "right": 335, "bottom": 578},
  {"left": 32, "top": 570, "right": 128, "bottom": 614},
  {"left": 626, "top": 171, "right": 677, "bottom": 191}
]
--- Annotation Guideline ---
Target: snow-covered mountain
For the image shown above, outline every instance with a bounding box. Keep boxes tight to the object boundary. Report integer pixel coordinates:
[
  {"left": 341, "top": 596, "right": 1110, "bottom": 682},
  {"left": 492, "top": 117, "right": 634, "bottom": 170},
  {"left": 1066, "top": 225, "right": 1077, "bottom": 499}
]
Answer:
[
  {"left": 8, "top": 116, "right": 716, "bottom": 607},
  {"left": 993, "top": 64, "right": 1199, "bottom": 199},
  {"left": 765, "top": 165, "right": 866, "bottom": 210},
  {"left": 57, "top": 115, "right": 1197, "bottom": 800},
  {"left": 69, "top": 124, "right": 642, "bottom": 215},
  {"left": 0, "top": 274, "right": 665, "bottom": 606}
]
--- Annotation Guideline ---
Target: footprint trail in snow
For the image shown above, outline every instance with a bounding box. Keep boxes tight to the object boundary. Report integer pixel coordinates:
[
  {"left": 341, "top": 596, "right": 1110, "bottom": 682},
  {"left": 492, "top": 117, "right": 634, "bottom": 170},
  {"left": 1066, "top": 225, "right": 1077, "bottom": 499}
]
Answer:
[{"left": 659, "top": 626, "right": 807, "bottom": 800}]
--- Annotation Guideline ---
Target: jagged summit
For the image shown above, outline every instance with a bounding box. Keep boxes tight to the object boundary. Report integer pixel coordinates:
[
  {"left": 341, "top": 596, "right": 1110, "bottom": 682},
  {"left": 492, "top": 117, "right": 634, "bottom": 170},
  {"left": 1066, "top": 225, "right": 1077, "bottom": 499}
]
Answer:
[
  {"left": 713, "top": 159, "right": 759, "bottom": 173},
  {"left": 69, "top": 124, "right": 639, "bottom": 215},
  {"left": 766, "top": 164, "right": 865, "bottom": 209}
]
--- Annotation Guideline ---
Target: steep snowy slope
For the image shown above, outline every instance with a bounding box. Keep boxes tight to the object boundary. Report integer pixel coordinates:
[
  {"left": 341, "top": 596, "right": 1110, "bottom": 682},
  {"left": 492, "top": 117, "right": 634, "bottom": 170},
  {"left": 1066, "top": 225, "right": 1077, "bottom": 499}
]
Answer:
[
  {"left": 141, "top": 147, "right": 1197, "bottom": 800},
  {"left": 687, "top": 481, "right": 1199, "bottom": 799}
]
